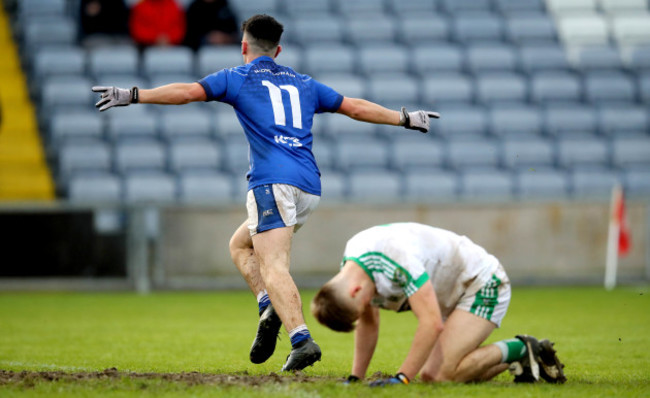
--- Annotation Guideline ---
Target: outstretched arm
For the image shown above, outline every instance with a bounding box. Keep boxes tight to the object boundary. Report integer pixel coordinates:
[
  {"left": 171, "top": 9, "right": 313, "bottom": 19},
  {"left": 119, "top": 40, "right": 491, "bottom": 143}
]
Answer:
[
  {"left": 351, "top": 304, "right": 380, "bottom": 379},
  {"left": 92, "top": 83, "right": 207, "bottom": 111},
  {"left": 337, "top": 97, "right": 440, "bottom": 133}
]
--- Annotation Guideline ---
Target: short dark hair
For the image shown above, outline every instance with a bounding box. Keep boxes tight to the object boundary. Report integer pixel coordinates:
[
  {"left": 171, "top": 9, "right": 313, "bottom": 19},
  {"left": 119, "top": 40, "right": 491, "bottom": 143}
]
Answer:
[
  {"left": 311, "top": 284, "right": 358, "bottom": 333},
  {"left": 241, "top": 14, "right": 284, "bottom": 52}
]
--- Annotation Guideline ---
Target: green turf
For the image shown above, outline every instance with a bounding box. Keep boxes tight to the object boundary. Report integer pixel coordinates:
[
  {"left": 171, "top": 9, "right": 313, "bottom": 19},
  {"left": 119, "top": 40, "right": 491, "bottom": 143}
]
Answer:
[{"left": 1, "top": 285, "right": 649, "bottom": 397}]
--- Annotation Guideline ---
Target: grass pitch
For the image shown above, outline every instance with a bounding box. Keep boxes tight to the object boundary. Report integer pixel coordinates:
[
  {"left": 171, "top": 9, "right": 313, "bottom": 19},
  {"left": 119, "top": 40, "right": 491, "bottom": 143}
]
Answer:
[{"left": 0, "top": 285, "right": 648, "bottom": 397}]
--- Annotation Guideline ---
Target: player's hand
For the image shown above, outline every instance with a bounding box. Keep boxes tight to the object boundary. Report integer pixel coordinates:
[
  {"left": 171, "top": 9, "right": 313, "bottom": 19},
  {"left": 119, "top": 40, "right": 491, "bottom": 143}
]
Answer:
[
  {"left": 92, "top": 86, "right": 138, "bottom": 112},
  {"left": 368, "top": 372, "right": 410, "bottom": 387},
  {"left": 342, "top": 375, "right": 361, "bottom": 385},
  {"left": 399, "top": 107, "right": 440, "bottom": 133}
]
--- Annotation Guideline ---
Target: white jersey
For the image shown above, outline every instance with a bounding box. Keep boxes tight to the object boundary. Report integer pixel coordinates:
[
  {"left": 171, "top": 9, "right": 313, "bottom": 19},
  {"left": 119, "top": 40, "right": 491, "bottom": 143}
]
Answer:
[{"left": 342, "top": 223, "right": 505, "bottom": 318}]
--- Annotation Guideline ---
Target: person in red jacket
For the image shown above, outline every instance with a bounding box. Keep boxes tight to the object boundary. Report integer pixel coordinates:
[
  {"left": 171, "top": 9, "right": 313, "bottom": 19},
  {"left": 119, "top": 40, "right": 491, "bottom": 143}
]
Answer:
[{"left": 129, "top": 0, "right": 186, "bottom": 47}]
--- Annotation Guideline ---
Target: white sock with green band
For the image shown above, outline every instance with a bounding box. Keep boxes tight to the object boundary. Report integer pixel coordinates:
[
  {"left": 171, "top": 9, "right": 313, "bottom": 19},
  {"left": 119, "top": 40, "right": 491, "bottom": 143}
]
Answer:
[{"left": 494, "top": 338, "right": 528, "bottom": 363}]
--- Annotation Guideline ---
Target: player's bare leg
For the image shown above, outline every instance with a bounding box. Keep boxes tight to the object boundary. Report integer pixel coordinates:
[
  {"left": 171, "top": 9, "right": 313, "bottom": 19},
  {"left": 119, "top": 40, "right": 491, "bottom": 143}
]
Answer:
[
  {"left": 252, "top": 225, "right": 321, "bottom": 371},
  {"left": 420, "top": 309, "right": 501, "bottom": 382},
  {"left": 229, "top": 221, "right": 265, "bottom": 295}
]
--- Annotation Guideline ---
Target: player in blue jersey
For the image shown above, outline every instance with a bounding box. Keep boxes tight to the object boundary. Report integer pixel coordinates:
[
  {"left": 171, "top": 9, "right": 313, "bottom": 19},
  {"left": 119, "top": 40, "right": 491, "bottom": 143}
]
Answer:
[{"left": 92, "top": 14, "right": 439, "bottom": 371}]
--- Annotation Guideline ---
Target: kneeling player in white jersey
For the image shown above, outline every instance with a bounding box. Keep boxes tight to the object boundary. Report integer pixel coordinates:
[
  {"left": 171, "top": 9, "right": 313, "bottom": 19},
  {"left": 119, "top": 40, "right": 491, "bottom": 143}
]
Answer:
[{"left": 311, "top": 223, "right": 566, "bottom": 386}]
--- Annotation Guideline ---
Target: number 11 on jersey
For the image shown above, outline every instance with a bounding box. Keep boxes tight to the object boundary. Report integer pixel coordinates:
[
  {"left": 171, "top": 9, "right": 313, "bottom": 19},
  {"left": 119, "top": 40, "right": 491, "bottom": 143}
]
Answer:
[{"left": 262, "top": 80, "right": 302, "bottom": 129}]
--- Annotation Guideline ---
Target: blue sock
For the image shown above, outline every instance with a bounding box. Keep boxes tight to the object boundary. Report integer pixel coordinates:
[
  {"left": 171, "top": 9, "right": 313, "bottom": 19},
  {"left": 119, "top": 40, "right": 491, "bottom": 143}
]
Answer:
[
  {"left": 289, "top": 325, "right": 311, "bottom": 347},
  {"left": 257, "top": 290, "right": 270, "bottom": 315}
]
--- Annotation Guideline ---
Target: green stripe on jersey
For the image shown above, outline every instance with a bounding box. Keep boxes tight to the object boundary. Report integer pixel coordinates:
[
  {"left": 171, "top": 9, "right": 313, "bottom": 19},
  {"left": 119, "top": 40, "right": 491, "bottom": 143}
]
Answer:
[
  {"left": 470, "top": 274, "right": 502, "bottom": 321},
  {"left": 354, "top": 252, "right": 429, "bottom": 297}
]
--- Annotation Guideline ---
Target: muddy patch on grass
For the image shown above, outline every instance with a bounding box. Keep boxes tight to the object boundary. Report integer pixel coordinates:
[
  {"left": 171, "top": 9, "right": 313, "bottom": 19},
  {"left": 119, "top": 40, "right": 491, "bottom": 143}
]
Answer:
[{"left": 0, "top": 368, "right": 338, "bottom": 387}]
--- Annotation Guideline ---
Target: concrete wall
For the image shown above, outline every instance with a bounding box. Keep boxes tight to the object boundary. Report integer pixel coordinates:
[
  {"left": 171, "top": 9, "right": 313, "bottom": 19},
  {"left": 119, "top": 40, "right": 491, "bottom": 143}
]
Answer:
[{"left": 159, "top": 200, "right": 650, "bottom": 288}]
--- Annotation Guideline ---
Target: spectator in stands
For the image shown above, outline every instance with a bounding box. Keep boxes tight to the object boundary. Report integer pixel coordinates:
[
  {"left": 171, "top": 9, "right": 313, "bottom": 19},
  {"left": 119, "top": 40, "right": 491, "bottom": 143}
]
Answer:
[
  {"left": 79, "top": 0, "right": 130, "bottom": 43},
  {"left": 184, "top": 0, "right": 239, "bottom": 50},
  {"left": 129, "top": 0, "right": 186, "bottom": 48}
]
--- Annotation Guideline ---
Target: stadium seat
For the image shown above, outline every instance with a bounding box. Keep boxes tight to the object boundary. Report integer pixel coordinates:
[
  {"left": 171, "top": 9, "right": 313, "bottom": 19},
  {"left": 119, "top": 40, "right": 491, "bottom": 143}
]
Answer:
[
  {"left": 303, "top": 45, "right": 355, "bottom": 76},
  {"left": 41, "top": 76, "right": 95, "bottom": 114},
  {"left": 114, "top": 140, "right": 166, "bottom": 173},
  {"left": 197, "top": 45, "right": 243, "bottom": 77},
  {"left": 623, "top": 167, "right": 650, "bottom": 197},
  {"left": 160, "top": 111, "right": 213, "bottom": 141},
  {"left": 460, "top": 169, "right": 514, "bottom": 200},
  {"left": 446, "top": 139, "right": 500, "bottom": 170},
  {"left": 440, "top": 0, "right": 491, "bottom": 14},
  {"left": 570, "top": 168, "right": 621, "bottom": 198},
  {"left": 321, "top": 113, "right": 377, "bottom": 139},
  {"left": 598, "top": 0, "right": 648, "bottom": 14},
  {"left": 489, "top": 105, "right": 543, "bottom": 138},
  {"left": 640, "top": 72, "right": 650, "bottom": 102},
  {"left": 333, "top": 0, "right": 386, "bottom": 16},
  {"left": 612, "top": 137, "right": 650, "bottom": 168},
  {"left": 411, "top": 44, "right": 464, "bottom": 75},
  {"left": 466, "top": 44, "right": 518, "bottom": 73},
  {"left": 276, "top": 46, "right": 303, "bottom": 72},
  {"left": 598, "top": 105, "right": 649, "bottom": 136},
  {"left": 557, "top": 138, "right": 610, "bottom": 169},
  {"left": 106, "top": 113, "right": 159, "bottom": 142},
  {"left": 168, "top": 140, "right": 222, "bottom": 173},
  {"left": 148, "top": 73, "right": 198, "bottom": 89},
  {"left": 475, "top": 73, "right": 528, "bottom": 105},
  {"left": 530, "top": 71, "right": 582, "bottom": 103},
  {"left": 568, "top": 46, "right": 624, "bottom": 71},
  {"left": 335, "top": 139, "right": 389, "bottom": 170},
  {"left": 391, "top": 138, "right": 445, "bottom": 171},
  {"left": 319, "top": 172, "right": 347, "bottom": 200},
  {"left": 18, "top": 0, "right": 67, "bottom": 21},
  {"left": 422, "top": 73, "right": 474, "bottom": 105},
  {"left": 49, "top": 112, "right": 104, "bottom": 148},
  {"left": 347, "top": 170, "right": 402, "bottom": 203},
  {"left": 344, "top": 17, "right": 397, "bottom": 46},
  {"left": 282, "top": 0, "right": 332, "bottom": 17},
  {"left": 316, "top": 74, "right": 366, "bottom": 98},
  {"left": 583, "top": 71, "right": 636, "bottom": 104},
  {"left": 32, "top": 47, "right": 85, "bottom": 85},
  {"left": 68, "top": 172, "right": 122, "bottom": 202},
  {"left": 124, "top": 172, "right": 177, "bottom": 203},
  {"left": 312, "top": 139, "right": 335, "bottom": 171},
  {"left": 610, "top": 15, "right": 650, "bottom": 47},
  {"left": 436, "top": 106, "right": 489, "bottom": 138},
  {"left": 142, "top": 46, "right": 195, "bottom": 77},
  {"left": 214, "top": 112, "right": 244, "bottom": 138},
  {"left": 58, "top": 141, "right": 112, "bottom": 184},
  {"left": 397, "top": 16, "right": 449, "bottom": 44},
  {"left": 222, "top": 136, "right": 251, "bottom": 174},
  {"left": 624, "top": 45, "right": 650, "bottom": 70},
  {"left": 505, "top": 14, "right": 557, "bottom": 44},
  {"left": 544, "top": 104, "right": 598, "bottom": 137},
  {"left": 546, "top": 0, "right": 598, "bottom": 14},
  {"left": 88, "top": 45, "right": 139, "bottom": 77},
  {"left": 367, "top": 73, "right": 419, "bottom": 104},
  {"left": 230, "top": 0, "right": 280, "bottom": 17},
  {"left": 358, "top": 45, "right": 409, "bottom": 75},
  {"left": 519, "top": 44, "right": 571, "bottom": 73},
  {"left": 386, "top": 0, "right": 437, "bottom": 15},
  {"left": 452, "top": 13, "right": 504, "bottom": 44},
  {"left": 22, "top": 18, "right": 77, "bottom": 54},
  {"left": 516, "top": 169, "right": 570, "bottom": 199},
  {"left": 502, "top": 138, "right": 555, "bottom": 169},
  {"left": 95, "top": 74, "right": 149, "bottom": 91},
  {"left": 291, "top": 16, "right": 344, "bottom": 46},
  {"left": 178, "top": 171, "right": 233, "bottom": 203},
  {"left": 404, "top": 169, "right": 458, "bottom": 201},
  {"left": 495, "top": 0, "right": 544, "bottom": 13}
]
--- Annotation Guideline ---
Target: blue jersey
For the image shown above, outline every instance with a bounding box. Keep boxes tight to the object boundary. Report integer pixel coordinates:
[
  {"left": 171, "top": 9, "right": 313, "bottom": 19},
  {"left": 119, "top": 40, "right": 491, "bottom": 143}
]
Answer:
[{"left": 198, "top": 56, "right": 343, "bottom": 195}]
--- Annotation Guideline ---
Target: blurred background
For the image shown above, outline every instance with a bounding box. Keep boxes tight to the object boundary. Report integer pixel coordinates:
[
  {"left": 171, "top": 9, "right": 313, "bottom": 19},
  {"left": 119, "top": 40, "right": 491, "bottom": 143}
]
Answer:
[{"left": 0, "top": 0, "right": 648, "bottom": 292}]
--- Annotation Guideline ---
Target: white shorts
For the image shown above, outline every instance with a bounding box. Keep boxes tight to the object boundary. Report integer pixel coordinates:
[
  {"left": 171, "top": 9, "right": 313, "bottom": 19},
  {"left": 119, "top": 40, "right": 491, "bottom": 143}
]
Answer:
[
  {"left": 246, "top": 184, "right": 320, "bottom": 236},
  {"left": 456, "top": 264, "right": 511, "bottom": 327}
]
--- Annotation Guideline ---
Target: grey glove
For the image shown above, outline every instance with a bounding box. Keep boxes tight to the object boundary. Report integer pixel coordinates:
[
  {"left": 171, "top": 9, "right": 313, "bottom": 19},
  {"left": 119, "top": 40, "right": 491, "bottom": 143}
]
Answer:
[
  {"left": 92, "top": 86, "right": 139, "bottom": 112},
  {"left": 399, "top": 107, "right": 440, "bottom": 133}
]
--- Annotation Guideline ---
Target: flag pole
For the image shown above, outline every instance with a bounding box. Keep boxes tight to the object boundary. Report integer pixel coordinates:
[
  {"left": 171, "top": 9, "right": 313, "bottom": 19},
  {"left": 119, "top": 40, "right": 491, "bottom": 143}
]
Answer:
[{"left": 605, "top": 184, "right": 622, "bottom": 291}]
